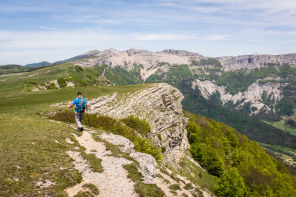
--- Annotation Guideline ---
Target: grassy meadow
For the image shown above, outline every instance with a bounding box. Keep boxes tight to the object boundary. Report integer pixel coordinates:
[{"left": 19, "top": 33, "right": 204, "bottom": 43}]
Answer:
[
  {"left": 264, "top": 120, "right": 296, "bottom": 136},
  {"left": 0, "top": 65, "right": 151, "bottom": 196}
]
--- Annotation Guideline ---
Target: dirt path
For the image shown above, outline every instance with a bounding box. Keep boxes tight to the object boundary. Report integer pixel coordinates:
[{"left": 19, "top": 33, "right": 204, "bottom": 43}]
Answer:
[{"left": 65, "top": 130, "right": 138, "bottom": 197}]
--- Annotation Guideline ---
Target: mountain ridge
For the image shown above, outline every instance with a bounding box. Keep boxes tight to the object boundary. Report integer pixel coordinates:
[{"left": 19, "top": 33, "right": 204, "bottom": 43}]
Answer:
[{"left": 16, "top": 48, "right": 296, "bottom": 70}]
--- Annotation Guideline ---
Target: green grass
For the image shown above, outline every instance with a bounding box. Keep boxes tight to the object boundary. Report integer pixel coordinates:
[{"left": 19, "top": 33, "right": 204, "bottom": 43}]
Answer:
[
  {"left": 92, "top": 133, "right": 134, "bottom": 161},
  {"left": 264, "top": 120, "right": 296, "bottom": 136},
  {"left": 0, "top": 109, "right": 82, "bottom": 196},
  {"left": 168, "top": 157, "right": 217, "bottom": 192},
  {"left": 169, "top": 184, "right": 181, "bottom": 190},
  {"left": 80, "top": 152, "right": 103, "bottom": 173},
  {"left": 259, "top": 142, "right": 296, "bottom": 158},
  {"left": 82, "top": 183, "right": 99, "bottom": 195},
  {"left": 0, "top": 70, "right": 153, "bottom": 196},
  {"left": 123, "top": 163, "right": 165, "bottom": 197},
  {"left": 74, "top": 191, "right": 94, "bottom": 197}
]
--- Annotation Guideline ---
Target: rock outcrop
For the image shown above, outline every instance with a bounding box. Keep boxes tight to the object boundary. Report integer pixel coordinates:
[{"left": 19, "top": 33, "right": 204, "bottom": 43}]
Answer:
[
  {"left": 75, "top": 48, "right": 205, "bottom": 81},
  {"left": 218, "top": 53, "right": 296, "bottom": 71},
  {"left": 88, "top": 83, "right": 189, "bottom": 164},
  {"left": 192, "top": 79, "right": 283, "bottom": 115}
]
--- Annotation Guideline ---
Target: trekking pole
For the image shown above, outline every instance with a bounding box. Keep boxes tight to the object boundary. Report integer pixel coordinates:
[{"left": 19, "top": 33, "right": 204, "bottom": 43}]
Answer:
[{"left": 87, "top": 109, "right": 90, "bottom": 128}]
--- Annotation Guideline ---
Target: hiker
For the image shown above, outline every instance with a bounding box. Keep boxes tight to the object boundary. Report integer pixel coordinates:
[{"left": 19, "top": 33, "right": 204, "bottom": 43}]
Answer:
[{"left": 69, "top": 91, "right": 89, "bottom": 131}]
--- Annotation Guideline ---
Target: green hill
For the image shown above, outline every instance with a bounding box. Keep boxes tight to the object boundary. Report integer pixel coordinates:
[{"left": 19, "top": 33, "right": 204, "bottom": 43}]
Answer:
[{"left": 185, "top": 111, "right": 296, "bottom": 196}]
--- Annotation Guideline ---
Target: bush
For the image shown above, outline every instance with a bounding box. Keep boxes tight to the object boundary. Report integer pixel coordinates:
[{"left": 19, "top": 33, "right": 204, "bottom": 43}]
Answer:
[
  {"left": 276, "top": 97, "right": 294, "bottom": 116},
  {"left": 121, "top": 116, "right": 151, "bottom": 136},
  {"left": 46, "top": 83, "right": 57, "bottom": 89},
  {"left": 133, "top": 137, "right": 162, "bottom": 161},
  {"left": 57, "top": 78, "right": 67, "bottom": 88},
  {"left": 286, "top": 119, "right": 296, "bottom": 128},
  {"left": 50, "top": 111, "right": 75, "bottom": 123},
  {"left": 75, "top": 66, "right": 83, "bottom": 72},
  {"left": 169, "top": 184, "right": 181, "bottom": 191},
  {"left": 25, "top": 81, "right": 39, "bottom": 86}
]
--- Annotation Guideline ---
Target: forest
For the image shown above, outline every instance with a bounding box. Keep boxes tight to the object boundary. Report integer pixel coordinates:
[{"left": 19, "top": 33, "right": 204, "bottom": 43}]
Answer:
[{"left": 185, "top": 112, "right": 296, "bottom": 196}]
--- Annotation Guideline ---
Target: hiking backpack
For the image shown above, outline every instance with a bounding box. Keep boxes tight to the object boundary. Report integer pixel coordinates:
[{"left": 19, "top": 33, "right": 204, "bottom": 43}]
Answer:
[{"left": 77, "top": 96, "right": 86, "bottom": 112}]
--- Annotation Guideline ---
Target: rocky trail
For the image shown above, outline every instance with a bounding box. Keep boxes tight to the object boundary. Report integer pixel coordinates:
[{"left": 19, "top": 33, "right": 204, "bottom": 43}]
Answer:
[
  {"left": 62, "top": 124, "right": 210, "bottom": 197},
  {"left": 65, "top": 127, "right": 137, "bottom": 197}
]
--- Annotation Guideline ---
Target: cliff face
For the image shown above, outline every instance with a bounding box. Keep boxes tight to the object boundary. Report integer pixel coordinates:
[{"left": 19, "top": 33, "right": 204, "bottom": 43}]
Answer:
[
  {"left": 75, "top": 48, "right": 205, "bottom": 80},
  {"left": 75, "top": 48, "right": 296, "bottom": 76},
  {"left": 218, "top": 53, "right": 296, "bottom": 71},
  {"left": 192, "top": 79, "right": 283, "bottom": 115},
  {"left": 88, "top": 83, "right": 189, "bottom": 164}
]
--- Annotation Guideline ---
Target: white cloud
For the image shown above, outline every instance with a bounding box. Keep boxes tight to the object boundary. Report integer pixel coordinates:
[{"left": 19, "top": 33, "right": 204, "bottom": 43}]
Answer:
[
  {"left": 0, "top": 30, "right": 127, "bottom": 49},
  {"left": 135, "top": 33, "right": 194, "bottom": 40},
  {"left": 204, "top": 34, "right": 232, "bottom": 41}
]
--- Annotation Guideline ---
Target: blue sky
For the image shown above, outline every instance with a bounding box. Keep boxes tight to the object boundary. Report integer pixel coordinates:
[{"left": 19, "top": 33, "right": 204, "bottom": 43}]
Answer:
[{"left": 1, "top": 0, "right": 296, "bottom": 65}]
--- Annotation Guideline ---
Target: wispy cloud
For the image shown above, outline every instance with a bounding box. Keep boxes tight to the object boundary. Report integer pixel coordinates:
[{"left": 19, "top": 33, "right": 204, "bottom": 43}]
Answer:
[
  {"left": 204, "top": 34, "right": 233, "bottom": 41},
  {"left": 135, "top": 33, "right": 194, "bottom": 41}
]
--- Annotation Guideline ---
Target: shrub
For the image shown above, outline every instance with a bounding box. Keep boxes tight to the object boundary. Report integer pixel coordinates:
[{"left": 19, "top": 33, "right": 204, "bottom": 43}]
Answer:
[
  {"left": 47, "top": 83, "right": 57, "bottom": 89},
  {"left": 50, "top": 111, "right": 75, "bottom": 123},
  {"left": 169, "top": 184, "right": 181, "bottom": 191},
  {"left": 286, "top": 119, "right": 296, "bottom": 128},
  {"left": 57, "top": 78, "right": 67, "bottom": 88},
  {"left": 71, "top": 75, "right": 89, "bottom": 86},
  {"left": 121, "top": 116, "right": 151, "bottom": 136},
  {"left": 25, "top": 81, "right": 39, "bottom": 86},
  {"left": 184, "top": 183, "right": 193, "bottom": 190},
  {"left": 82, "top": 183, "right": 99, "bottom": 195},
  {"left": 133, "top": 137, "right": 162, "bottom": 161},
  {"left": 75, "top": 66, "right": 83, "bottom": 72}
]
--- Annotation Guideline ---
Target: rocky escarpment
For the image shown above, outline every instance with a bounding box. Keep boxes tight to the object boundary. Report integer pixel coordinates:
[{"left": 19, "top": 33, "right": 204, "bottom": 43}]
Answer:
[
  {"left": 88, "top": 83, "right": 189, "bottom": 164},
  {"left": 75, "top": 48, "right": 205, "bottom": 81},
  {"left": 192, "top": 79, "right": 283, "bottom": 115},
  {"left": 75, "top": 49, "right": 296, "bottom": 77},
  {"left": 218, "top": 53, "right": 296, "bottom": 71}
]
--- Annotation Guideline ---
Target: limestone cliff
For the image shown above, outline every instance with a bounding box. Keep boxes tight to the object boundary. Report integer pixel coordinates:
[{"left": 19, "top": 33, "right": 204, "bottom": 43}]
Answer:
[
  {"left": 88, "top": 83, "right": 189, "bottom": 164},
  {"left": 218, "top": 53, "right": 296, "bottom": 71},
  {"left": 192, "top": 79, "right": 283, "bottom": 115},
  {"left": 75, "top": 49, "right": 296, "bottom": 77}
]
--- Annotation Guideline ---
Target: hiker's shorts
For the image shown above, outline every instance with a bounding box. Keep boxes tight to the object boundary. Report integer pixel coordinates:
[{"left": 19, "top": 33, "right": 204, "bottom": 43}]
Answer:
[{"left": 75, "top": 111, "right": 84, "bottom": 128}]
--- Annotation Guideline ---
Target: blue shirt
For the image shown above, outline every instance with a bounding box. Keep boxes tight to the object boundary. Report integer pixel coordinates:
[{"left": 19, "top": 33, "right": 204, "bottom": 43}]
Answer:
[{"left": 73, "top": 96, "right": 87, "bottom": 112}]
